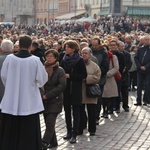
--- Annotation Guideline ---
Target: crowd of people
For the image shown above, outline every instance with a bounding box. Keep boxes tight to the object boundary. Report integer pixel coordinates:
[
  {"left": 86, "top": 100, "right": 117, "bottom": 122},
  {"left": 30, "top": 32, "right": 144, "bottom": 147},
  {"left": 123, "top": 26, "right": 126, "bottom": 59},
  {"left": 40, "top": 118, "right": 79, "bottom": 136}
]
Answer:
[{"left": 0, "top": 16, "right": 150, "bottom": 150}]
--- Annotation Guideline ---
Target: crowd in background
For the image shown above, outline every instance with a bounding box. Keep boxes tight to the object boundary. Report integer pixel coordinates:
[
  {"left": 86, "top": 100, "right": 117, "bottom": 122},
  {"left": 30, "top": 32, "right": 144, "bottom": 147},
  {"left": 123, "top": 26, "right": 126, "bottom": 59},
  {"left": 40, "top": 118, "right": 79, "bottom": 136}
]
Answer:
[
  {"left": 1, "top": 16, "right": 150, "bottom": 37},
  {"left": 0, "top": 15, "right": 150, "bottom": 150}
]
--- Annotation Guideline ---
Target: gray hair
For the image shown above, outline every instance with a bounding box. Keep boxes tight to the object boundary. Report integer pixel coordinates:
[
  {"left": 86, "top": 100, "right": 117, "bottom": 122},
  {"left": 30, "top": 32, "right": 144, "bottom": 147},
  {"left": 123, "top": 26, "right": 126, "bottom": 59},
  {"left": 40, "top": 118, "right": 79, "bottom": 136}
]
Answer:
[
  {"left": 1, "top": 39, "right": 13, "bottom": 52},
  {"left": 82, "top": 47, "right": 92, "bottom": 56}
]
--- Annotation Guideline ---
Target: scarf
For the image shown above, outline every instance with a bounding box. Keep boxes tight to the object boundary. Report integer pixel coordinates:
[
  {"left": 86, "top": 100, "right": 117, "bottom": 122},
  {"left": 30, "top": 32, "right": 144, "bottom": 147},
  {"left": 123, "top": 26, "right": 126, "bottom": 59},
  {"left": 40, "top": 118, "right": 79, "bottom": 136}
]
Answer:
[
  {"left": 83, "top": 59, "right": 90, "bottom": 65},
  {"left": 107, "top": 51, "right": 113, "bottom": 59},
  {"left": 62, "top": 52, "right": 81, "bottom": 71},
  {"left": 44, "top": 61, "right": 59, "bottom": 80}
]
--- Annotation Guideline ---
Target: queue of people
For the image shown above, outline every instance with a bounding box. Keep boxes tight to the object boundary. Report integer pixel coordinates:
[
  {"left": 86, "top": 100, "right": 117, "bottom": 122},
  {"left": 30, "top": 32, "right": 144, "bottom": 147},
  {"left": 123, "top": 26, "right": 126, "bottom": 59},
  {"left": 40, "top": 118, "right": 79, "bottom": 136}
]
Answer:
[{"left": 0, "top": 27, "right": 150, "bottom": 150}]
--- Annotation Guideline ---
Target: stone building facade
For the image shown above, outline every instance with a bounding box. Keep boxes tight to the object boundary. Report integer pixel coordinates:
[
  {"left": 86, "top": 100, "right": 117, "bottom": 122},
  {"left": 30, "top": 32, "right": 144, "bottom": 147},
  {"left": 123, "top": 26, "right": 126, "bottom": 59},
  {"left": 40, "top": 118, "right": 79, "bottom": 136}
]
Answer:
[
  {"left": 98, "top": 0, "right": 150, "bottom": 20},
  {"left": 0, "top": 0, "right": 35, "bottom": 25},
  {"left": 0, "top": 0, "right": 150, "bottom": 25},
  {"left": 36, "top": 0, "right": 69, "bottom": 24}
]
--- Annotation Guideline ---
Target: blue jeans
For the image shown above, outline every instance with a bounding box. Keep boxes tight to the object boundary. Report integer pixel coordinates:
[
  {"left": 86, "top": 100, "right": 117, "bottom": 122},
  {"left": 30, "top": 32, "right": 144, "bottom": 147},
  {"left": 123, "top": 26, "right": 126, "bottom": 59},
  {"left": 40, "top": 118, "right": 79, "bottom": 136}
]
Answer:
[{"left": 136, "top": 72, "right": 150, "bottom": 104}]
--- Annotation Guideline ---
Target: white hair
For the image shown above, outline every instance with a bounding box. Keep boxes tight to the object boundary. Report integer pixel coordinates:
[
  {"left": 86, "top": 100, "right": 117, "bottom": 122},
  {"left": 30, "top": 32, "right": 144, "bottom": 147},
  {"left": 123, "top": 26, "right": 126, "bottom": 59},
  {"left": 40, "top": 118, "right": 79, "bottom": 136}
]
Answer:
[
  {"left": 82, "top": 47, "right": 92, "bottom": 56},
  {"left": 1, "top": 39, "right": 13, "bottom": 52}
]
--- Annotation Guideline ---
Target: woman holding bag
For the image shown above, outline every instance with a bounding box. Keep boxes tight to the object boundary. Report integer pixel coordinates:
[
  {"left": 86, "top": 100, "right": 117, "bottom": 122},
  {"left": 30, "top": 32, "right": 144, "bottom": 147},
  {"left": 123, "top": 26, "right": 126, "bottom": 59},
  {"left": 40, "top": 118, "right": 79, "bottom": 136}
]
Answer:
[{"left": 79, "top": 47, "right": 101, "bottom": 136}]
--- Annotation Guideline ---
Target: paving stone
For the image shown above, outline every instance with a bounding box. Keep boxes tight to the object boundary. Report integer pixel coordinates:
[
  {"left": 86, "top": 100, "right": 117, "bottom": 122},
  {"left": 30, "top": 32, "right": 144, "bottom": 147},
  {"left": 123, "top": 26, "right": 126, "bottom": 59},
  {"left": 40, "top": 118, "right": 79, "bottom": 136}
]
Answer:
[{"left": 40, "top": 92, "right": 150, "bottom": 149}]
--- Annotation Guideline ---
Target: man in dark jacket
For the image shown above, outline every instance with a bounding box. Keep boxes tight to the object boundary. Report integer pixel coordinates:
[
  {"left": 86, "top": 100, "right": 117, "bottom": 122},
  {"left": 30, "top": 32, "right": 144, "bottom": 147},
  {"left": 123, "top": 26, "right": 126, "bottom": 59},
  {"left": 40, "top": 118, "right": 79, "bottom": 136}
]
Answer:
[
  {"left": 31, "top": 41, "right": 45, "bottom": 64},
  {"left": 134, "top": 35, "right": 150, "bottom": 106},
  {"left": 118, "top": 41, "right": 132, "bottom": 111},
  {"left": 92, "top": 37, "right": 109, "bottom": 125}
]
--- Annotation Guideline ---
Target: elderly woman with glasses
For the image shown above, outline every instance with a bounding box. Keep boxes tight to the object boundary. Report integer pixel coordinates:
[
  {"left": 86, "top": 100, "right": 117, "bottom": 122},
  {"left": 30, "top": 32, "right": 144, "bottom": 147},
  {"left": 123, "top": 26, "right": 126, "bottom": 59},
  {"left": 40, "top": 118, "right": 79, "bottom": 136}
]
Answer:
[{"left": 42, "top": 49, "right": 66, "bottom": 150}]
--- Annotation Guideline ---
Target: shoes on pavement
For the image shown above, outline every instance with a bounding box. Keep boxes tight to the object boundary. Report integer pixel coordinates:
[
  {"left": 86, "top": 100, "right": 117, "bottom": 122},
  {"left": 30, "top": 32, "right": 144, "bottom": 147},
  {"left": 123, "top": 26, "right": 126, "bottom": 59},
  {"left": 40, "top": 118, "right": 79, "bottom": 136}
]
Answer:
[
  {"left": 63, "top": 132, "right": 72, "bottom": 140},
  {"left": 134, "top": 103, "right": 142, "bottom": 106},
  {"left": 90, "top": 132, "right": 95, "bottom": 136},
  {"left": 116, "top": 109, "right": 120, "bottom": 113},
  {"left": 143, "top": 102, "right": 147, "bottom": 106},
  {"left": 124, "top": 108, "right": 129, "bottom": 112},
  {"left": 42, "top": 141, "right": 49, "bottom": 150},
  {"left": 103, "top": 113, "right": 108, "bottom": 118},
  {"left": 70, "top": 136, "right": 76, "bottom": 144},
  {"left": 101, "top": 113, "right": 104, "bottom": 117},
  {"left": 48, "top": 143, "right": 58, "bottom": 148},
  {"left": 96, "top": 120, "right": 99, "bottom": 125}
]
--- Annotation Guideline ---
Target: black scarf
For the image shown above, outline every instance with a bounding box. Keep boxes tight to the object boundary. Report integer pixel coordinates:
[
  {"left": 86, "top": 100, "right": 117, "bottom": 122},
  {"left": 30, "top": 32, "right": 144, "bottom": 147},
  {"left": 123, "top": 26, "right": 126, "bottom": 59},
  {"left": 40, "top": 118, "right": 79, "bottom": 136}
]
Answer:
[{"left": 62, "top": 52, "right": 81, "bottom": 71}]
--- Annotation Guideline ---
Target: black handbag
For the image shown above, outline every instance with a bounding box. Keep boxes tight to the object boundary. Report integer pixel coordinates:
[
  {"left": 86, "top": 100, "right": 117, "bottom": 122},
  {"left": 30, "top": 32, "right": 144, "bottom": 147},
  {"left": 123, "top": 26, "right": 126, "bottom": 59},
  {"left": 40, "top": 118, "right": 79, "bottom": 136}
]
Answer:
[{"left": 86, "top": 84, "right": 102, "bottom": 98}]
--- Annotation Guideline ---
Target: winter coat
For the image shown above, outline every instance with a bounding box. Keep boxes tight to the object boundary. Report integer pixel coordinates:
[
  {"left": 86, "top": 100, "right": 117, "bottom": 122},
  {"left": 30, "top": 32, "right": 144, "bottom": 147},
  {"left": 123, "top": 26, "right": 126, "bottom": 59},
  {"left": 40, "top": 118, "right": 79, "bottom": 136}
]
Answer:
[
  {"left": 44, "top": 66, "right": 66, "bottom": 113},
  {"left": 134, "top": 45, "right": 150, "bottom": 74},
  {"left": 32, "top": 48, "right": 45, "bottom": 64},
  {"left": 82, "top": 60, "right": 101, "bottom": 104},
  {"left": 102, "top": 55, "right": 119, "bottom": 98},
  {"left": 92, "top": 47, "right": 109, "bottom": 85},
  {"left": 61, "top": 58, "right": 87, "bottom": 105},
  {"left": 122, "top": 51, "right": 132, "bottom": 87}
]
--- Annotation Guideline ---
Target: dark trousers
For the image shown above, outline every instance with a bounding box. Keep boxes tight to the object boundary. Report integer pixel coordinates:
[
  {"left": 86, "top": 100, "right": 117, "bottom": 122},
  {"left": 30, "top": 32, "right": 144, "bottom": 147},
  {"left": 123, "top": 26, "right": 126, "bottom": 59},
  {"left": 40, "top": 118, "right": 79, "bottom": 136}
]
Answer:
[
  {"left": 79, "top": 104, "right": 96, "bottom": 133},
  {"left": 102, "top": 98, "right": 114, "bottom": 114},
  {"left": 121, "top": 86, "right": 129, "bottom": 109},
  {"left": 129, "top": 71, "right": 137, "bottom": 89},
  {"left": 115, "top": 80, "right": 122, "bottom": 110},
  {"left": 42, "top": 113, "right": 58, "bottom": 145},
  {"left": 64, "top": 105, "right": 80, "bottom": 136},
  {"left": 0, "top": 110, "right": 2, "bottom": 128},
  {"left": 95, "top": 85, "right": 104, "bottom": 120},
  {"left": 136, "top": 72, "right": 150, "bottom": 104}
]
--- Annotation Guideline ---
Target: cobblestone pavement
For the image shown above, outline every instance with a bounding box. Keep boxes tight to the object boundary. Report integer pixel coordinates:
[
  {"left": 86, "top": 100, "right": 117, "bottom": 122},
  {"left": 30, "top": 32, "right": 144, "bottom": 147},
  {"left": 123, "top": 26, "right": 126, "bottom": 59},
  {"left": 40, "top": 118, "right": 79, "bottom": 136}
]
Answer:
[{"left": 40, "top": 91, "right": 150, "bottom": 150}]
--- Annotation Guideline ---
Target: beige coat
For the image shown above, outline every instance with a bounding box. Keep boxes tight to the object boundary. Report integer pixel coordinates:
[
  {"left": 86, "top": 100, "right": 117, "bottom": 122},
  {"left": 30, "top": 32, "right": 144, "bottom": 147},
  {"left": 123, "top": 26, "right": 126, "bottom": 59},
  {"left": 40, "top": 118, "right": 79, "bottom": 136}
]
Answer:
[
  {"left": 102, "top": 55, "right": 119, "bottom": 98},
  {"left": 82, "top": 60, "right": 101, "bottom": 104}
]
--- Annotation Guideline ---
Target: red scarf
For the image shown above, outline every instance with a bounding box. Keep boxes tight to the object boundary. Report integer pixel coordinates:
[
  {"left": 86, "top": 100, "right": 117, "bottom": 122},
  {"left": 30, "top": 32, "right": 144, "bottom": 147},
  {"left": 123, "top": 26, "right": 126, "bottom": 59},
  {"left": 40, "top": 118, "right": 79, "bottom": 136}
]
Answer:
[{"left": 107, "top": 51, "right": 113, "bottom": 60}]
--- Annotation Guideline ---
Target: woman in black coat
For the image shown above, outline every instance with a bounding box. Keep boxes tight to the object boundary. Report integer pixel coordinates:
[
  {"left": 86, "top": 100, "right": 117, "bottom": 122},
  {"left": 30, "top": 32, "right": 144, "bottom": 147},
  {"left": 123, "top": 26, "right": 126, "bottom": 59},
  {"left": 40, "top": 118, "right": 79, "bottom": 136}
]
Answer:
[
  {"left": 61, "top": 40, "right": 87, "bottom": 144},
  {"left": 42, "top": 49, "right": 66, "bottom": 150}
]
